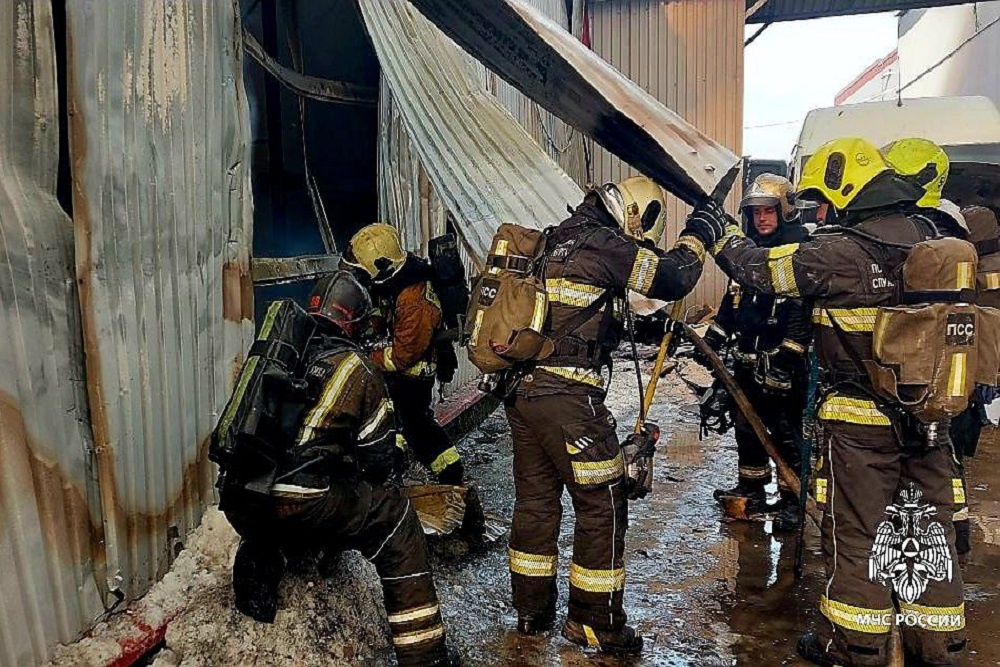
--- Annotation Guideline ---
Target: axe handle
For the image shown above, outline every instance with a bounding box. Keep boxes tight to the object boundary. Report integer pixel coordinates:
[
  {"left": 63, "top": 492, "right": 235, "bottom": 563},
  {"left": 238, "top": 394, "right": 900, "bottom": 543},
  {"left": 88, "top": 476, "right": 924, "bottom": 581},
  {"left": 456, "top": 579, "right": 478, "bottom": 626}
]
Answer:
[
  {"left": 681, "top": 323, "right": 823, "bottom": 528},
  {"left": 634, "top": 300, "right": 686, "bottom": 433}
]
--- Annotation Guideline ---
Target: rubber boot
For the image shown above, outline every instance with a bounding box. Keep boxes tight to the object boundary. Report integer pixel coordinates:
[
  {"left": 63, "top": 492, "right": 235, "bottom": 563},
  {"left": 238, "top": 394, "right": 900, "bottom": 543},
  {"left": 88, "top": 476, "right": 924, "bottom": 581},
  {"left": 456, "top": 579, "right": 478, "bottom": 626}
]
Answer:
[
  {"left": 772, "top": 492, "right": 802, "bottom": 532},
  {"left": 232, "top": 539, "right": 285, "bottom": 623},
  {"left": 517, "top": 601, "right": 556, "bottom": 635},
  {"left": 562, "top": 619, "right": 643, "bottom": 656},
  {"left": 797, "top": 632, "right": 847, "bottom": 667}
]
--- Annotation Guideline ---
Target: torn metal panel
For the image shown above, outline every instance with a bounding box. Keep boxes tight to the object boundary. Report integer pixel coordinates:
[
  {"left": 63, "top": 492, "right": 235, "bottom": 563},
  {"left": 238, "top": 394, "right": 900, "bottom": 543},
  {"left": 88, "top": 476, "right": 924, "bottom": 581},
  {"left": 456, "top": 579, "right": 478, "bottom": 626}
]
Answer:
[
  {"left": 745, "top": 0, "right": 974, "bottom": 23},
  {"left": 242, "top": 29, "right": 378, "bottom": 106},
  {"left": 0, "top": 2, "right": 104, "bottom": 665},
  {"left": 362, "top": 0, "right": 583, "bottom": 263},
  {"left": 251, "top": 254, "right": 342, "bottom": 286},
  {"left": 65, "top": 0, "right": 254, "bottom": 606},
  {"left": 407, "top": 0, "right": 741, "bottom": 205}
]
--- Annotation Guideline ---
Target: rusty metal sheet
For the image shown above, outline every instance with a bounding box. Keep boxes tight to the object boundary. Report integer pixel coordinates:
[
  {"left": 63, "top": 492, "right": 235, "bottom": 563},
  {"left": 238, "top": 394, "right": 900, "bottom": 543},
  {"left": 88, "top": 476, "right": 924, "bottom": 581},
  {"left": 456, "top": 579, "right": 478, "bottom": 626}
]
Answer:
[
  {"left": 65, "top": 0, "right": 254, "bottom": 609},
  {"left": 0, "top": 2, "right": 105, "bottom": 665},
  {"left": 407, "top": 0, "right": 741, "bottom": 205}
]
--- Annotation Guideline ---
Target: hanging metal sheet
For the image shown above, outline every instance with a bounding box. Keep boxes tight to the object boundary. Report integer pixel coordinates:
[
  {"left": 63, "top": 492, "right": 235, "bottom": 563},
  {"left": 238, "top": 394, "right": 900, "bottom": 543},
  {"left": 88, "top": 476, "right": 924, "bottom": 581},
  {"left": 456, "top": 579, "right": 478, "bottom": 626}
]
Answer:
[
  {"left": 406, "top": 0, "right": 741, "bottom": 205},
  {"left": 361, "top": 0, "right": 584, "bottom": 263},
  {"left": 0, "top": 3, "right": 105, "bottom": 665},
  {"left": 65, "top": 0, "right": 254, "bottom": 609}
]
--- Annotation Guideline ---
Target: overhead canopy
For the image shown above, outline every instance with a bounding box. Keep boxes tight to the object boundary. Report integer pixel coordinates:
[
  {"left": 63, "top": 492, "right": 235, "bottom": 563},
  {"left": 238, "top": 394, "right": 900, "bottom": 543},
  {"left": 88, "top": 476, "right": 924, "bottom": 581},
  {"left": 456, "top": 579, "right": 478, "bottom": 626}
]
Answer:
[
  {"left": 408, "top": 0, "right": 741, "bottom": 205},
  {"left": 746, "top": 0, "right": 975, "bottom": 23}
]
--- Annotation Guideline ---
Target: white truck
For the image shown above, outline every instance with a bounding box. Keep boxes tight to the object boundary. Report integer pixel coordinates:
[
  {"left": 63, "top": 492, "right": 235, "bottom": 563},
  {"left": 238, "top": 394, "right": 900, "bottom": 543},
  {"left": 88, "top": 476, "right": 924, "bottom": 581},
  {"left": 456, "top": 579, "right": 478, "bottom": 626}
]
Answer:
[{"left": 790, "top": 95, "right": 1000, "bottom": 211}]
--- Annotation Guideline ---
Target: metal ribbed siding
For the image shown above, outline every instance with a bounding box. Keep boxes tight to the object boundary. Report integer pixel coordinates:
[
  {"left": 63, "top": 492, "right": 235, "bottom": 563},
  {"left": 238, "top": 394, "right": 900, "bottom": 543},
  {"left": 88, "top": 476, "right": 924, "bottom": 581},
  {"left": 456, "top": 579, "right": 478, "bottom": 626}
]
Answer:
[
  {"left": 368, "top": 0, "right": 583, "bottom": 395},
  {"left": 65, "top": 0, "right": 253, "bottom": 619},
  {"left": 591, "top": 0, "right": 744, "bottom": 308},
  {"left": 362, "top": 0, "right": 583, "bottom": 263},
  {"left": 474, "top": 0, "right": 587, "bottom": 186},
  {"left": 0, "top": 3, "right": 105, "bottom": 664}
]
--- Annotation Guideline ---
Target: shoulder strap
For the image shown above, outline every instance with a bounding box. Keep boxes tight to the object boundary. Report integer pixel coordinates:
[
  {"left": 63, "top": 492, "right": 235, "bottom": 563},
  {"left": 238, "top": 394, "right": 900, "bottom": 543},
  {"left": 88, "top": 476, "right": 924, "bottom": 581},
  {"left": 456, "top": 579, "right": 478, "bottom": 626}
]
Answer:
[{"left": 548, "top": 291, "right": 613, "bottom": 342}]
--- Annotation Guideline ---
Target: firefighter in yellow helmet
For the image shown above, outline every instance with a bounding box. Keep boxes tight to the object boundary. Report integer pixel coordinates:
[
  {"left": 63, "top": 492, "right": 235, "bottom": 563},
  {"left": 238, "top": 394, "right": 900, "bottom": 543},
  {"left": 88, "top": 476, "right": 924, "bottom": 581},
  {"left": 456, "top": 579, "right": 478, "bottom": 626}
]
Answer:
[
  {"left": 504, "top": 180, "right": 725, "bottom": 655},
  {"left": 702, "top": 173, "right": 812, "bottom": 530},
  {"left": 695, "top": 138, "right": 966, "bottom": 666},
  {"left": 882, "top": 137, "right": 950, "bottom": 209},
  {"left": 343, "top": 223, "right": 466, "bottom": 486},
  {"left": 617, "top": 176, "right": 668, "bottom": 243}
]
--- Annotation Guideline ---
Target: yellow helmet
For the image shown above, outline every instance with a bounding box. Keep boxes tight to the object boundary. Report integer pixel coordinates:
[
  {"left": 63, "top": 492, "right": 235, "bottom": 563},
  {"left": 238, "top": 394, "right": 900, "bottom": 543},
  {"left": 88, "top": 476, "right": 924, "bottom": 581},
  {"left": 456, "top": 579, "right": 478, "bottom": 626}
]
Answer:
[
  {"left": 740, "top": 173, "right": 797, "bottom": 221},
  {"left": 617, "top": 176, "right": 667, "bottom": 242},
  {"left": 344, "top": 223, "right": 407, "bottom": 283},
  {"left": 795, "top": 137, "right": 891, "bottom": 211},
  {"left": 881, "top": 138, "right": 950, "bottom": 208}
]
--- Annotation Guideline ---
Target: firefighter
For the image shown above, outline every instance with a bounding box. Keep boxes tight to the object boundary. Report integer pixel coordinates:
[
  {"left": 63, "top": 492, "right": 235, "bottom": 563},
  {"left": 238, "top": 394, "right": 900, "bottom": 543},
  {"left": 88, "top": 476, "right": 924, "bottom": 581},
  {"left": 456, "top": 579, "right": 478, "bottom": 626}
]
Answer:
[
  {"left": 342, "top": 224, "right": 465, "bottom": 486},
  {"left": 504, "top": 183, "right": 725, "bottom": 655},
  {"left": 884, "top": 138, "right": 976, "bottom": 561},
  {"left": 704, "top": 173, "right": 812, "bottom": 530},
  {"left": 949, "top": 205, "right": 1000, "bottom": 557},
  {"left": 697, "top": 138, "right": 966, "bottom": 666},
  {"left": 220, "top": 272, "right": 455, "bottom": 667}
]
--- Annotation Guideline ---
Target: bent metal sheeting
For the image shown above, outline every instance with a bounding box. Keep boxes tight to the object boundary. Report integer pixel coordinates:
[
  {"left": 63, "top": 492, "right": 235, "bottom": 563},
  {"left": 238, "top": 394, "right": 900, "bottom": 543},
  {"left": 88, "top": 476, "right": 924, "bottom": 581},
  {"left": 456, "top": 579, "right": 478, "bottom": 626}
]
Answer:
[
  {"left": 406, "top": 0, "right": 742, "bottom": 205},
  {"left": 360, "top": 0, "right": 583, "bottom": 262}
]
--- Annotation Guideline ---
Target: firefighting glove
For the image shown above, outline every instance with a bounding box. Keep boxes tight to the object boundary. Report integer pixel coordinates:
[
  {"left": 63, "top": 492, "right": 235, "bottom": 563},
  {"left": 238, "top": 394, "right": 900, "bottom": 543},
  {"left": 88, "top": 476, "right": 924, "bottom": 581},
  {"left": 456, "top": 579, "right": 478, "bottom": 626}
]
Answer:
[
  {"left": 681, "top": 198, "right": 729, "bottom": 249},
  {"left": 691, "top": 324, "right": 727, "bottom": 369},
  {"left": 698, "top": 379, "right": 732, "bottom": 438},
  {"left": 759, "top": 347, "right": 800, "bottom": 395}
]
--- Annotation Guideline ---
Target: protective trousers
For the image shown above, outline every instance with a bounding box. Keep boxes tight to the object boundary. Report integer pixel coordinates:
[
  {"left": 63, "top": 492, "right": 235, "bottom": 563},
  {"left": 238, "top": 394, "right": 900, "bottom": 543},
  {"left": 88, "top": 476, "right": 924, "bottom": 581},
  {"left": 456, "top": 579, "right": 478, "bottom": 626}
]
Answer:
[
  {"left": 505, "top": 392, "right": 628, "bottom": 630},
  {"left": 227, "top": 483, "right": 448, "bottom": 666},
  {"left": 732, "top": 365, "right": 804, "bottom": 495},
  {"left": 812, "top": 421, "right": 967, "bottom": 666},
  {"left": 386, "top": 375, "right": 464, "bottom": 485}
]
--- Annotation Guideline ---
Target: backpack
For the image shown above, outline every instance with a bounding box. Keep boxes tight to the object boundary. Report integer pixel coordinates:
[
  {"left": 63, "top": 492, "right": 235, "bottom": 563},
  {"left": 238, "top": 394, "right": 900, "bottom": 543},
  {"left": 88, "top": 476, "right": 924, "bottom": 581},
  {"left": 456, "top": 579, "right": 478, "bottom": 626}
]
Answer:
[
  {"left": 428, "top": 233, "right": 469, "bottom": 384},
  {"left": 862, "top": 238, "right": 1000, "bottom": 423},
  {"left": 211, "top": 300, "right": 355, "bottom": 498},
  {"left": 465, "top": 224, "right": 552, "bottom": 374},
  {"left": 464, "top": 223, "right": 610, "bottom": 374}
]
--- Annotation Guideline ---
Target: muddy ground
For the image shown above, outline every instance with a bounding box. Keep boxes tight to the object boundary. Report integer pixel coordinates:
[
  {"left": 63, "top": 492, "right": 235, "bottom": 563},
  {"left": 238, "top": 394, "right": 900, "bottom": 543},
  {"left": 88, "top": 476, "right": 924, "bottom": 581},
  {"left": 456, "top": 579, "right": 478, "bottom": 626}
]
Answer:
[
  {"left": 433, "top": 352, "right": 1000, "bottom": 666},
  {"left": 53, "top": 350, "right": 1000, "bottom": 666}
]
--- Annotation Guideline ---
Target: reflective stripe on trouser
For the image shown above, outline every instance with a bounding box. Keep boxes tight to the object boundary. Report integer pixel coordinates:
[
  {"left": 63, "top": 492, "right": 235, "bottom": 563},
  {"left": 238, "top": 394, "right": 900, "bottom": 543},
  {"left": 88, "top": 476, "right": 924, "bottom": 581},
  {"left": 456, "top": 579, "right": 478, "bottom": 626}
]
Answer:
[
  {"left": 505, "top": 392, "right": 628, "bottom": 631},
  {"left": 358, "top": 487, "right": 448, "bottom": 667},
  {"left": 817, "top": 421, "right": 966, "bottom": 666},
  {"left": 731, "top": 367, "right": 804, "bottom": 492},
  {"left": 385, "top": 375, "right": 463, "bottom": 483}
]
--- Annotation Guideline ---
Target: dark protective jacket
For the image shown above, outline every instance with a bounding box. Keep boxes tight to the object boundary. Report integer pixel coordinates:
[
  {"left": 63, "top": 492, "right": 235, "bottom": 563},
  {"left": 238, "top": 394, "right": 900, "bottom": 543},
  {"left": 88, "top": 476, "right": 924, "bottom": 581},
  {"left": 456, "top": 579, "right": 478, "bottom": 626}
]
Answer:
[
  {"left": 369, "top": 255, "right": 443, "bottom": 378},
  {"left": 521, "top": 202, "right": 705, "bottom": 396},
  {"left": 711, "top": 218, "right": 812, "bottom": 365},
  {"left": 712, "top": 210, "right": 937, "bottom": 427},
  {"left": 289, "top": 338, "right": 402, "bottom": 484}
]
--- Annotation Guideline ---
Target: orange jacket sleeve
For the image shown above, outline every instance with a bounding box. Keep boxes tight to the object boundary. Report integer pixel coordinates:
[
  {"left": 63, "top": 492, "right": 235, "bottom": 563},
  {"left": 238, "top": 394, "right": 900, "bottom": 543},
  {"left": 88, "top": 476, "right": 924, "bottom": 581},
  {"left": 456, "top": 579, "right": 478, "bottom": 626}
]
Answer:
[{"left": 371, "top": 282, "right": 442, "bottom": 373}]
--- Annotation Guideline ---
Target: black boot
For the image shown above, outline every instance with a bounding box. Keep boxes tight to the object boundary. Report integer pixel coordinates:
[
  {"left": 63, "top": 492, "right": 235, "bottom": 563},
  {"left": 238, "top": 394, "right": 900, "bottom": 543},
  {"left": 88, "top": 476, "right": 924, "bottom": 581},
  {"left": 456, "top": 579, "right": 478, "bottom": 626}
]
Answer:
[
  {"left": 517, "top": 603, "right": 556, "bottom": 635},
  {"left": 797, "top": 632, "right": 846, "bottom": 667},
  {"left": 232, "top": 540, "right": 285, "bottom": 623},
  {"left": 713, "top": 481, "right": 766, "bottom": 503},
  {"left": 772, "top": 492, "right": 802, "bottom": 532},
  {"left": 437, "top": 460, "right": 465, "bottom": 486},
  {"left": 562, "top": 619, "right": 643, "bottom": 656}
]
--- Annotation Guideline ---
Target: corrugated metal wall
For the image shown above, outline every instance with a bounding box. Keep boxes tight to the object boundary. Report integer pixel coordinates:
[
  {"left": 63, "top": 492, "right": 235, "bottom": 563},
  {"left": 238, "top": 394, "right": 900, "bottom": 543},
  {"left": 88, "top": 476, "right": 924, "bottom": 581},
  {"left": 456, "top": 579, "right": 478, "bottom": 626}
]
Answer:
[
  {"left": 591, "top": 0, "right": 745, "bottom": 308},
  {"left": 0, "top": 0, "right": 254, "bottom": 663},
  {"left": 367, "top": 0, "right": 584, "bottom": 394},
  {"left": 0, "top": 3, "right": 104, "bottom": 664},
  {"left": 66, "top": 0, "right": 255, "bottom": 601},
  {"left": 472, "top": 0, "right": 588, "bottom": 186}
]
